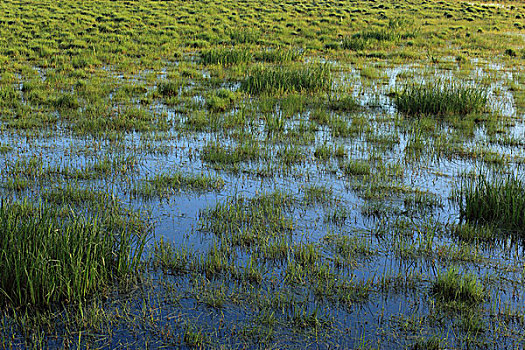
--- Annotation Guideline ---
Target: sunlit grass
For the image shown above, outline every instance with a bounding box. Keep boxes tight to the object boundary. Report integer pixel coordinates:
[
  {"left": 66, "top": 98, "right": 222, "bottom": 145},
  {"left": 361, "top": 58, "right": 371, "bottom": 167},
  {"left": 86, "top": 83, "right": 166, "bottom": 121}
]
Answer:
[
  {"left": 459, "top": 173, "right": 525, "bottom": 232},
  {"left": 241, "top": 64, "right": 332, "bottom": 94},
  {"left": 200, "top": 47, "right": 252, "bottom": 66},
  {"left": 0, "top": 0, "right": 524, "bottom": 347},
  {"left": 0, "top": 199, "right": 147, "bottom": 309},
  {"left": 395, "top": 81, "right": 488, "bottom": 116},
  {"left": 431, "top": 267, "right": 484, "bottom": 305}
]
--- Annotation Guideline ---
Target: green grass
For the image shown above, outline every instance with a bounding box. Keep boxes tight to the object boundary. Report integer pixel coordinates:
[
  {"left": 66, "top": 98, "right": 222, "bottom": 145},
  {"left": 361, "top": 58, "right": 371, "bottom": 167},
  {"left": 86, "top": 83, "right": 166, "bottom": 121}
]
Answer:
[
  {"left": 200, "top": 47, "right": 253, "bottom": 66},
  {"left": 133, "top": 172, "right": 224, "bottom": 197},
  {"left": 151, "top": 172, "right": 224, "bottom": 191},
  {"left": 313, "top": 144, "right": 331, "bottom": 161},
  {"left": 151, "top": 238, "right": 193, "bottom": 274},
  {"left": 342, "top": 20, "right": 417, "bottom": 51},
  {"left": 328, "top": 95, "right": 359, "bottom": 112},
  {"left": 1, "top": 0, "right": 525, "bottom": 347},
  {"left": 277, "top": 145, "right": 305, "bottom": 165},
  {"left": 341, "top": 36, "right": 368, "bottom": 51},
  {"left": 42, "top": 186, "right": 111, "bottom": 206},
  {"left": 206, "top": 88, "right": 238, "bottom": 112},
  {"left": 431, "top": 267, "right": 484, "bottom": 305},
  {"left": 293, "top": 243, "right": 320, "bottom": 266},
  {"left": 303, "top": 185, "right": 333, "bottom": 205},
  {"left": 459, "top": 173, "right": 525, "bottom": 232},
  {"left": 74, "top": 105, "right": 170, "bottom": 134},
  {"left": 254, "top": 48, "right": 303, "bottom": 63},
  {"left": 157, "top": 80, "right": 183, "bottom": 97},
  {"left": 292, "top": 307, "right": 331, "bottom": 329},
  {"left": 264, "top": 113, "right": 285, "bottom": 135},
  {"left": 0, "top": 199, "right": 147, "bottom": 309},
  {"left": 309, "top": 108, "right": 330, "bottom": 125},
  {"left": 241, "top": 64, "right": 332, "bottom": 94},
  {"left": 199, "top": 191, "right": 294, "bottom": 248},
  {"left": 395, "top": 82, "right": 488, "bottom": 116},
  {"left": 52, "top": 93, "right": 80, "bottom": 109},
  {"left": 324, "top": 234, "right": 375, "bottom": 259},
  {"left": 353, "top": 27, "right": 416, "bottom": 42},
  {"left": 359, "top": 66, "right": 384, "bottom": 80},
  {"left": 0, "top": 86, "right": 20, "bottom": 109},
  {"left": 183, "top": 324, "right": 208, "bottom": 347},
  {"left": 450, "top": 222, "right": 494, "bottom": 242},
  {"left": 342, "top": 160, "right": 371, "bottom": 176},
  {"left": 411, "top": 335, "right": 447, "bottom": 350},
  {"left": 201, "top": 141, "right": 263, "bottom": 166}
]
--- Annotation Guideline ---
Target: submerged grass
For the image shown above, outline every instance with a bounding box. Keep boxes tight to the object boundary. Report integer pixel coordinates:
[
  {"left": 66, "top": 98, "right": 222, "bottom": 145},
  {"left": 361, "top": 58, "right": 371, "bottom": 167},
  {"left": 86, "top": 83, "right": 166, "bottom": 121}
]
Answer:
[
  {"left": 201, "top": 141, "right": 263, "bottom": 165},
  {"left": 199, "top": 191, "right": 294, "bottom": 245},
  {"left": 133, "top": 172, "right": 225, "bottom": 197}
]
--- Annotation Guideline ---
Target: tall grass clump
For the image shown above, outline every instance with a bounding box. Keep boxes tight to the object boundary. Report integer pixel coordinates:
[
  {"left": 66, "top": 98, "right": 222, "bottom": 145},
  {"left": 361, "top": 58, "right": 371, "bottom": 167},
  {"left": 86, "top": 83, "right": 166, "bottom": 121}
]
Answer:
[
  {"left": 254, "top": 48, "right": 303, "bottom": 63},
  {"left": 341, "top": 37, "right": 368, "bottom": 51},
  {"left": 241, "top": 64, "right": 332, "bottom": 95},
  {"left": 200, "top": 47, "right": 253, "bottom": 66},
  {"left": 53, "top": 93, "right": 80, "bottom": 110},
  {"left": 353, "top": 29, "right": 399, "bottom": 42},
  {"left": 459, "top": 173, "right": 525, "bottom": 232},
  {"left": 157, "top": 80, "right": 183, "bottom": 97},
  {"left": 343, "top": 20, "right": 417, "bottom": 50},
  {"left": 0, "top": 199, "right": 147, "bottom": 309},
  {"left": 395, "top": 81, "right": 488, "bottom": 116},
  {"left": 431, "top": 268, "right": 484, "bottom": 305}
]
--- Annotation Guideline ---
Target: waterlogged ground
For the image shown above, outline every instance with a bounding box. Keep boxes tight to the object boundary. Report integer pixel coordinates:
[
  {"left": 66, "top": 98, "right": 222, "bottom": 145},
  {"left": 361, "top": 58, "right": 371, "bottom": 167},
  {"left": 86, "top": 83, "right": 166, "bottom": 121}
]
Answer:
[{"left": 1, "top": 0, "right": 525, "bottom": 349}]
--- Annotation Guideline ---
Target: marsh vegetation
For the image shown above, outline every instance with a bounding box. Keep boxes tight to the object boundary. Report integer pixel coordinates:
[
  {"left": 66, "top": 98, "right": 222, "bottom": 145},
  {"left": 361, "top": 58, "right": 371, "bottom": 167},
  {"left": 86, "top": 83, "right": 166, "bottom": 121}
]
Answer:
[{"left": 0, "top": 0, "right": 525, "bottom": 348}]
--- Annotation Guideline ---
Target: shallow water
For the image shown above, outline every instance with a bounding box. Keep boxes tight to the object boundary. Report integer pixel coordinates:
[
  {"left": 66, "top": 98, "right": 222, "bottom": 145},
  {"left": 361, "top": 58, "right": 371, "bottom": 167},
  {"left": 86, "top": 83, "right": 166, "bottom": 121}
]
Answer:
[{"left": 2, "top": 55, "right": 525, "bottom": 348}]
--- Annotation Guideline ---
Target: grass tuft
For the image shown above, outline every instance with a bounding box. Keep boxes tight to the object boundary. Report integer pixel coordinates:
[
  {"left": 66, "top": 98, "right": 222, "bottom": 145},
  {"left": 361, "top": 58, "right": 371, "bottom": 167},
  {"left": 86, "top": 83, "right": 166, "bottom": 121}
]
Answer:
[
  {"left": 200, "top": 47, "right": 252, "bottom": 65},
  {"left": 342, "top": 160, "right": 371, "bottom": 176},
  {"left": 241, "top": 64, "right": 332, "bottom": 94},
  {"left": 459, "top": 173, "right": 525, "bottom": 232},
  {"left": 0, "top": 199, "right": 147, "bottom": 309},
  {"left": 254, "top": 48, "right": 303, "bottom": 63},
  {"left": 431, "top": 267, "right": 484, "bottom": 305},
  {"left": 451, "top": 222, "right": 494, "bottom": 242},
  {"left": 395, "top": 81, "right": 488, "bottom": 116},
  {"left": 157, "top": 80, "right": 183, "bottom": 97},
  {"left": 133, "top": 172, "right": 224, "bottom": 197}
]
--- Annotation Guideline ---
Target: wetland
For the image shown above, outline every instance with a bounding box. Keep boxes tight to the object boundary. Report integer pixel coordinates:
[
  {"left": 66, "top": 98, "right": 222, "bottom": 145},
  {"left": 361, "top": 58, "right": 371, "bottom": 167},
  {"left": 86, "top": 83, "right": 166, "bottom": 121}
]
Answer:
[{"left": 0, "top": 0, "right": 525, "bottom": 348}]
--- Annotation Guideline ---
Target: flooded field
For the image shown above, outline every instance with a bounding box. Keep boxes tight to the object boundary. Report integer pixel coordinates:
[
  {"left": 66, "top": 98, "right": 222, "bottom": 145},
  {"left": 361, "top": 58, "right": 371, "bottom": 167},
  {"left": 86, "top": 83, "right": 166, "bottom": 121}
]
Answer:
[{"left": 1, "top": 0, "right": 525, "bottom": 348}]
